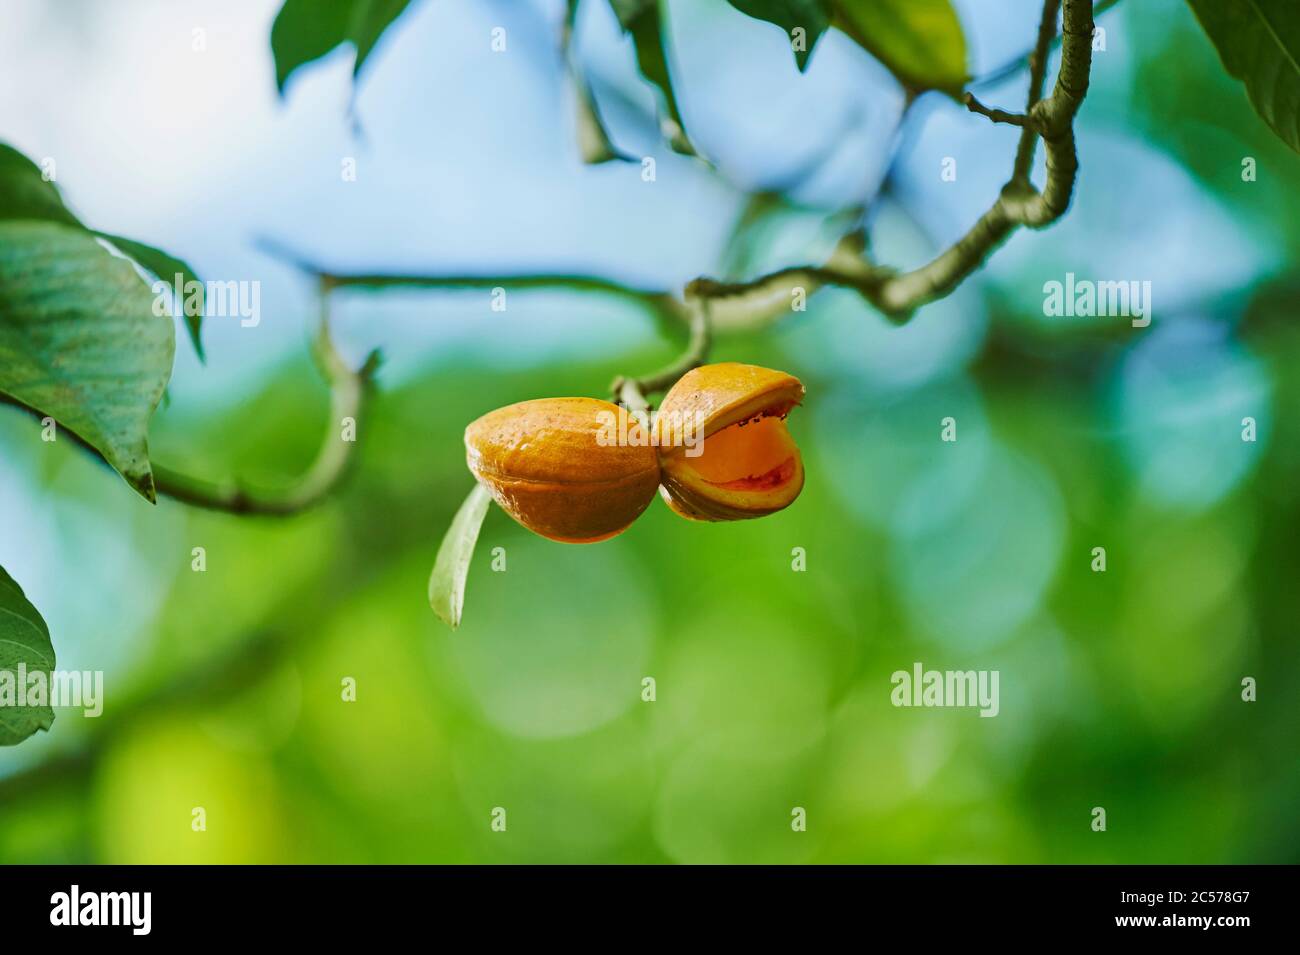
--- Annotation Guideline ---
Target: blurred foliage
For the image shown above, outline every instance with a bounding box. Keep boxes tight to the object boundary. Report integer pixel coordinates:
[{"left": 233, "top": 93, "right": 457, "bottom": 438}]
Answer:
[
  {"left": 833, "top": 0, "right": 967, "bottom": 96},
  {"left": 2, "top": 275, "right": 1297, "bottom": 861},
  {"left": 0, "top": 0, "right": 1298, "bottom": 864},
  {"left": 724, "top": 0, "right": 831, "bottom": 73}
]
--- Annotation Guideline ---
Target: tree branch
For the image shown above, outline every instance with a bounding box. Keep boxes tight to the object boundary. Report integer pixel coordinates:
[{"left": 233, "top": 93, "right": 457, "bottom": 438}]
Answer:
[
  {"left": 250, "top": 0, "right": 1094, "bottom": 390},
  {"left": 681, "top": 0, "right": 1094, "bottom": 321},
  {"left": 256, "top": 236, "right": 681, "bottom": 320}
]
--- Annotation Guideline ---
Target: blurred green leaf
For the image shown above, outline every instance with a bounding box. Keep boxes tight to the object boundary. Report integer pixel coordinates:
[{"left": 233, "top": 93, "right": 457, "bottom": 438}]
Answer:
[
  {"left": 833, "top": 0, "right": 967, "bottom": 96},
  {"left": 566, "top": 0, "right": 634, "bottom": 165},
  {"left": 608, "top": 0, "right": 697, "bottom": 155},
  {"left": 429, "top": 482, "right": 492, "bottom": 629},
  {"left": 726, "top": 0, "right": 832, "bottom": 72},
  {"left": 0, "top": 221, "right": 174, "bottom": 502},
  {"left": 0, "top": 142, "right": 204, "bottom": 359},
  {"left": 0, "top": 565, "right": 56, "bottom": 747},
  {"left": 571, "top": 72, "right": 636, "bottom": 164},
  {"left": 1186, "top": 0, "right": 1300, "bottom": 153},
  {"left": 271, "top": 0, "right": 414, "bottom": 94}
]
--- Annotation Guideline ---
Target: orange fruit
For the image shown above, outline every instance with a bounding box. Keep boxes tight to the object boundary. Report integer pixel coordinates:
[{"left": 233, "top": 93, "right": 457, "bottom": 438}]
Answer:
[
  {"left": 465, "top": 397, "right": 660, "bottom": 543},
  {"left": 653, "top": 363, "right": 805, "bottom": 521}
]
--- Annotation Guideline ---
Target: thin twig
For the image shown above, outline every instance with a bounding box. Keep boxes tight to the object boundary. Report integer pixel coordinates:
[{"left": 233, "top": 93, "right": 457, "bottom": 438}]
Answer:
[
  {"left": 151, "top": 280, "right": 380, "bottom": 516},
  {"left": 964, "top": 93, "right": 1032, "bottom": 128},
  {"left": 972, "top": 0, "right": 1120, "bottom": 92},
  {"left": 255, "top": 237, "right": 684, "bottom": 322},
  {"left": 611, "top": 298, "right": 712, "bottom": 411},
  {"left": 1013, "top": 0, "right": 1064, "bottom": 181}
]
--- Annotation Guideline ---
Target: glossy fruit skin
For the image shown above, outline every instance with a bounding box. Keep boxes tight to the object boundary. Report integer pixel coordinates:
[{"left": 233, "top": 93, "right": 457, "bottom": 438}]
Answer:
[
  {"left": 654, "top": 362, "right": 805, "bottom": 522},
  {"left": 656, "top": 362, "right": 805, "bottom": 439},
  {"left": 465, "top": 397, "right": 660, "bottom": 543}
]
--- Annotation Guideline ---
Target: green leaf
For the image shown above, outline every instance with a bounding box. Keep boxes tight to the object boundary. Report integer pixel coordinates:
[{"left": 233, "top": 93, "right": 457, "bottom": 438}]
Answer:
[
  {"left": 271, "top": 0, "right": 353, "bottom": 92},
  {"left": 609, "top": 0, "right": 697, "bottom": 154},
  {"left": 428, "top": 482, "right": 493, "bottom": 630},
  {"left": 98, "top": 234, "right": 205, "bottom": 362},
  {"left": 0, "top": 141, "right": 205, "bottom": 360},
  {"left": 726, "top": 0, "right": 832, "bottom": 72},
  {"left": 0, "top": 565, "right": 56, "bottom": 747},
  {"left": 0, "top": 221, "right": 175, "bottom": 502},
  {"left": 271, "top": 0, "right": 415, "bottom": 94},
  {"left": 0, "top": 145, "right": 80, "bottom": 227},
  {"left": 1187, "top": 0, "right": 1300, "bottom": 153},
  {"left": 833, "top": 0, "right": 968, "bottom": 96}
]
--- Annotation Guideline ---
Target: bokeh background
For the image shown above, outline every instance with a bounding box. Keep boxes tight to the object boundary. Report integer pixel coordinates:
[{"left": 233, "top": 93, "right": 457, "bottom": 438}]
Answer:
[{"left": 1, "top": 0, "right": 1297, "bottom": 863}]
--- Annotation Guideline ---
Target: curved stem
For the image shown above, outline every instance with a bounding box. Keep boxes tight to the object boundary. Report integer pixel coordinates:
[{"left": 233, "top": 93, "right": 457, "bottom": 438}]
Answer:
[
  {"left": 612, "top": 298, "right": 712, "bottom": 412},
  {"left": 965, "top": 93, "right": 1032, "bottom": 128},
  {"left": 152, "top": 283, "right": 380, "bottom": 516},
  {"left": 256, "top": 236, "right": 681, "bottom": 321}
]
